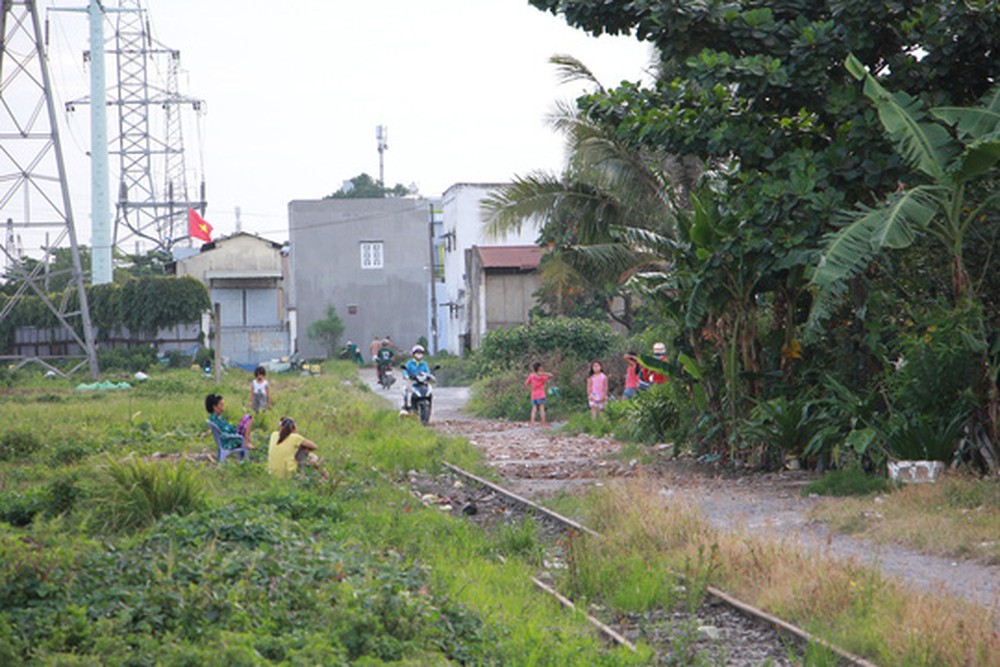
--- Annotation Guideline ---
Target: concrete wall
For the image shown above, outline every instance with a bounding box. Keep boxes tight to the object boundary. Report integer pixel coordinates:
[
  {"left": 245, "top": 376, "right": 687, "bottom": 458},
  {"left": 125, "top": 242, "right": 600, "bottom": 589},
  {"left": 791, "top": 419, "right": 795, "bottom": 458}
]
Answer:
[
  {"left": 441, "top": 183, "right": 539, "bottom": 355},
  {"left": 289, "top": 198, "right": 435, "bottom": 359}
]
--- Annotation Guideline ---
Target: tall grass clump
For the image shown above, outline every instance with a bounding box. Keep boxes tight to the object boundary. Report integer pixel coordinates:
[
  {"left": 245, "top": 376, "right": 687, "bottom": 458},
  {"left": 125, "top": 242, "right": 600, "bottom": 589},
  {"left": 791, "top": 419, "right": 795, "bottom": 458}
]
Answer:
[
  {"left": 95, "top": 456, "right": 206, "bottom": 532},
  {"left": 0, "top": 429, "right": 42, "bottom": 461}
]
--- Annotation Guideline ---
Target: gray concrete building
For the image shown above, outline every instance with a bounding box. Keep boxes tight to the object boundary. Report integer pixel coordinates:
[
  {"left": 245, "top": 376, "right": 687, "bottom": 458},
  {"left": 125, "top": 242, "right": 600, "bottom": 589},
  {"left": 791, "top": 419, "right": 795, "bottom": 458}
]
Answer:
[{"left": 289, "top": 198, "right": 436, "bottom": 359}]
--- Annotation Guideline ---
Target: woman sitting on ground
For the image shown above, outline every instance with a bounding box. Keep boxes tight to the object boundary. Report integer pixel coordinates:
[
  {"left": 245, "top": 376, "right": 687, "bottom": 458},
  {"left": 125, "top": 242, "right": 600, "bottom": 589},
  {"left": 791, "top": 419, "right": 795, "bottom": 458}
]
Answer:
[
  {"left": 205, "top": 393, "right": 255, "bottom": 451},
  {"left": 268, "top": 416, "right": 328, "bottom": 480}
]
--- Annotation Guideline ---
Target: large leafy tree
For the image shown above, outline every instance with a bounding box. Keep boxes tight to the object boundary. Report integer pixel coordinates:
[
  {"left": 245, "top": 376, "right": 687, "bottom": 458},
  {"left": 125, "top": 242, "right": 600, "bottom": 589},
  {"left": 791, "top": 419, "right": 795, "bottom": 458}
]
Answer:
[
  {"left": 327, "top": 173, "right": 410, "bottom": 199},
  {"left": 815, "top": 57, "right": 1000, "bottom": 447},
  {"left": 525, "top": 0, "right": 1000, "bottom": 457}
]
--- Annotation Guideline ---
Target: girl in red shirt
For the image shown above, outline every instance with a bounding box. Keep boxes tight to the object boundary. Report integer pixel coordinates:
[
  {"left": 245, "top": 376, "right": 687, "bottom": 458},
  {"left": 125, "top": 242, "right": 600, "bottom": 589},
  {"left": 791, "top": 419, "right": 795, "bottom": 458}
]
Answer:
[{"left": 525, "top": 362, "right": 553, "bottom": 427}]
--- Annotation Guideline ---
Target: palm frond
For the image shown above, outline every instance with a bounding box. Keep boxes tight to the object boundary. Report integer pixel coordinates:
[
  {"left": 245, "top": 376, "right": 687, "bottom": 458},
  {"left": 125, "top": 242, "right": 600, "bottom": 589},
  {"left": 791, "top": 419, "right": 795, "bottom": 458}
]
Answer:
[
  {"left": 950, "top": 138, "right": 1000, "bottom": 182},
  {"left": 549, "top": 54, "right": 604, "bottom": 93},
  {"left": 812, "top": 187, "right": 940, "bottom": 287},
  {"left": 846, "top": 53, "right": 958, "bottom": 181},
  {"left": 803, "top": 279, "right": 850, "bottom": 338},
  {"left": 931, "top": 82, "right": 1000, "bottom": 139},
  {"left": 480, "top": 172, "right": 565, "bottom": 239}
]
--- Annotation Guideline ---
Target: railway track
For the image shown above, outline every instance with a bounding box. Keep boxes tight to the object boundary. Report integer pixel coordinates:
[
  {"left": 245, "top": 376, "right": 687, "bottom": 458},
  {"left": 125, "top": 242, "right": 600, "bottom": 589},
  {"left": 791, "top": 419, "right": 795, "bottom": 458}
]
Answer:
[{"left": 434, "top": 461, "right": 879, "bottom": 667}]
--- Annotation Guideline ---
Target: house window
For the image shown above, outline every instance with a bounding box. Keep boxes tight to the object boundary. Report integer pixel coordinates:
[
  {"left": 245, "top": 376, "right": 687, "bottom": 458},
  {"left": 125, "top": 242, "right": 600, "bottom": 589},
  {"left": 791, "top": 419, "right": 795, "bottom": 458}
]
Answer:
[{"left": 360, "top": 241, "right": 384, "bottom": 269}]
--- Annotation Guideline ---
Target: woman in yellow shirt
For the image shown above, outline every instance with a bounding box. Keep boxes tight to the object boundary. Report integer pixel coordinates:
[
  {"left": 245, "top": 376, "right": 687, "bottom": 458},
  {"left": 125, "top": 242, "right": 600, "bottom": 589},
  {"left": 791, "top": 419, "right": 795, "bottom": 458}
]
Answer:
[{"left": 267, "top": 417, "right": 328, "bottom": 479}]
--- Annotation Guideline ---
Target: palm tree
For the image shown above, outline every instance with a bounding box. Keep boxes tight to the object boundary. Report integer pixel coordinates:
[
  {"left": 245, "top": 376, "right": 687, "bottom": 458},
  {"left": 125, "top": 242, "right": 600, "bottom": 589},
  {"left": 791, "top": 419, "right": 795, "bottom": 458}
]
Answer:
[{"left": 482, "top": 55, "right": 690, "bottom": 329}]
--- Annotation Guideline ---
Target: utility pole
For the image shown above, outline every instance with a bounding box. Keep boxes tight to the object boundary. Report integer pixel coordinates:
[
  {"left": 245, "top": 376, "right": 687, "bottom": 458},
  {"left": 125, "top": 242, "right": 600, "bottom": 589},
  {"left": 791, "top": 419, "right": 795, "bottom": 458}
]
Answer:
[
  {"left": 427, "top": 203, "right": 439, "bottom": 354},
  {"left": 52, "top": 0, "right": 114, "bottom": 284}
]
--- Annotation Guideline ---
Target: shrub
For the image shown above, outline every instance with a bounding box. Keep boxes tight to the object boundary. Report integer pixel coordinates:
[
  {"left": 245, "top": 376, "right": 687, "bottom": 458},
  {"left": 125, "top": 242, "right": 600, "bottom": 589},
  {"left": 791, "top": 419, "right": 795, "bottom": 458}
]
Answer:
[
  {"left": 608, "top": 382, "right": 682, "bottom": 444},
  {"left": 0, "top": 429, "right": 41, "bottom": 461},
  {"left": 739, "top": 395, "right": 836, "bottom": 471},
  {"left": 472, "top": 318, "right": 619, "bottom": 377},
  {"left": 467, "top": 371, "right": 531, "bottom": 420},
  {"left": 0, "top": 490, "right": 44, "bottom": 527},
  {"left": 94, "top": 457, "right": 206, "bottom": 532},
  {"left": 97, "top": 346, "right": 157, "bottom": 372},
  {"left": 802, "top": 468, "right": 894, "bottom": 497}
]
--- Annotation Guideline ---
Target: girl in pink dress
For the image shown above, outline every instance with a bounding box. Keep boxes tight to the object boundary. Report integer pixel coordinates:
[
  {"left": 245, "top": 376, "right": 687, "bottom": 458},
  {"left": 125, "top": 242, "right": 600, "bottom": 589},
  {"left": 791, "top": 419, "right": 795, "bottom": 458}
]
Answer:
[{"left": 587, "top": 360, "right": 608, "bottom": 419}]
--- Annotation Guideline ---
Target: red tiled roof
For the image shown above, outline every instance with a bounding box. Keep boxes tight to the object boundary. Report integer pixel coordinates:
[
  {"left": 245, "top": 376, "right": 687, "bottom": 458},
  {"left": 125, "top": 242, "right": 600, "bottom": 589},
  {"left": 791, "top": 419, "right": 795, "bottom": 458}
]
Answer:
[{"left": 476, "top": 245, "right": 543, "bottom": 270}]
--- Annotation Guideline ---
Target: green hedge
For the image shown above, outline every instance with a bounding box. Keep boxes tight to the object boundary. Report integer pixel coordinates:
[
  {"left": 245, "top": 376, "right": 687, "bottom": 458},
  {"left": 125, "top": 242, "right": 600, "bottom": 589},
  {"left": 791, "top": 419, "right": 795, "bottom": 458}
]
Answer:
[{"left": 473, "top": 318, "right": 619, "bottom": 377}]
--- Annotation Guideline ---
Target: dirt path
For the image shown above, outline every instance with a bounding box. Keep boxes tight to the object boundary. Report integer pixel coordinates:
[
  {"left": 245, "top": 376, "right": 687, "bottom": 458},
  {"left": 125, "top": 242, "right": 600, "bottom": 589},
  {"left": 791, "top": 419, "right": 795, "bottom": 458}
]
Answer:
[{"left": 362, "top": 368, "right": 1000, "bottom": 609}]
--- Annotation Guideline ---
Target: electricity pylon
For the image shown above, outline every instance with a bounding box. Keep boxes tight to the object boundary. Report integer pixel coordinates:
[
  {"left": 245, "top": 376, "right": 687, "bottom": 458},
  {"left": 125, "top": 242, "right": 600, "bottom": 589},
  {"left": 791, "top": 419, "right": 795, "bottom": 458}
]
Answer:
[
  {"left": 67, "top": 0, "right": 204, "bottom": 254},
  {"left": 0, "top": 0, "right": 99, "bottom": 378},
  {"left": 110, "top": 0, "right": 204, "bottom": 253}
]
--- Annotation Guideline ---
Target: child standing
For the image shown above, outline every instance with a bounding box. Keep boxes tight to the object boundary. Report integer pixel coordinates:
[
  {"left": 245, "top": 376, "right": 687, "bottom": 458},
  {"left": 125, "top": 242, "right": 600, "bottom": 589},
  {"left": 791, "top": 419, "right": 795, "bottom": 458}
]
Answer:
[
  {"left": 524, "top": 362, "right": 553, "bottom": 427},
  {"left": 587, "top": 360, "right": 608, "bottom": 419},
  {"left": 623, "top": 351, "right": 640, "bottom": 399},
  {"left": 251, "top": 365, "right": 271, "bottom": 415}
]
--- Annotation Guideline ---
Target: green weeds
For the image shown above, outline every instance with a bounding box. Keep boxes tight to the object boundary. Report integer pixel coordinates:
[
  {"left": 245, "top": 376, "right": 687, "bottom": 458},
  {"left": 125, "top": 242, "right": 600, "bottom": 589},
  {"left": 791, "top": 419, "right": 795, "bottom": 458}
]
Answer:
[
  {"left": 802, "top": 468, "right": 895, "bottom": 497},
  {"left": 94, "top": 456, "right": 207, "bottom": 532},
  {"left": 0, "top": 364, "right": 647, "bottom": 665}
]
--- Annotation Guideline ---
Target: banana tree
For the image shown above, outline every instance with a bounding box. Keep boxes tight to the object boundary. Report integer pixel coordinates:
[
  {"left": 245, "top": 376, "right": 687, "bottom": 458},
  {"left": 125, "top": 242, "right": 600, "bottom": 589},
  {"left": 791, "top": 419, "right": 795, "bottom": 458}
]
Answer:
[
  {"left": 814, "top": 54, "right": 1000, "bottom": 303},
  {"left": 814, "top": 53, "right": 1000, "bottom": 451}
]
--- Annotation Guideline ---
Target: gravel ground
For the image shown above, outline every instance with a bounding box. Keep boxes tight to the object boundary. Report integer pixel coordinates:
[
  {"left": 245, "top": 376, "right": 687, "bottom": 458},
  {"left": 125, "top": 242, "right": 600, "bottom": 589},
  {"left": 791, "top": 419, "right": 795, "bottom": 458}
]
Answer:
[{"left": 363, "top": 368, "right": 1000, "bottom": 611}]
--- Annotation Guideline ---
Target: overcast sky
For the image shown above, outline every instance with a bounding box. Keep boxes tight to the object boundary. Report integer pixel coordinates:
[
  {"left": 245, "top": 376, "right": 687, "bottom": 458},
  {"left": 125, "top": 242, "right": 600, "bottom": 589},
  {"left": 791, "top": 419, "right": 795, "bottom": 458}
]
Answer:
[{"left": 40, "top": 0, "right": 652, "bottom": 246}]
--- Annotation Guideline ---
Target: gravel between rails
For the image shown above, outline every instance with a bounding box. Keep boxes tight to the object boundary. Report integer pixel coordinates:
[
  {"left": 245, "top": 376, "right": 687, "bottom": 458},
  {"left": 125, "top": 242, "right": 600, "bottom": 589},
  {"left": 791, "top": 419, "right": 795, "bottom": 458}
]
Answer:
[{"left": 405, "top": 468, "right": 805, "bottom": 666}]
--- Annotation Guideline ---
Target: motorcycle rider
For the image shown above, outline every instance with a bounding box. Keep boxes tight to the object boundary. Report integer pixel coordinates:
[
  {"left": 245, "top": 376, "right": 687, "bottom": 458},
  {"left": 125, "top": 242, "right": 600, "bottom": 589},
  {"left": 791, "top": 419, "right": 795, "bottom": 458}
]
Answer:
[
  {"left": 402, "top": 344, "right": 430, "bottom": 410},
  {"left": 375, "top": 338, "right": 395, "bottom": 386}
]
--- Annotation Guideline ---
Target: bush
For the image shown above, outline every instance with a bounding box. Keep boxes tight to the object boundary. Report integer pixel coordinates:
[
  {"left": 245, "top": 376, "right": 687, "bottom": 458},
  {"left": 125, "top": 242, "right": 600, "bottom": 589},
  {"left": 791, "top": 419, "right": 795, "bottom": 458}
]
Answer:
[
  {"left": 882, "top": 411, "right": 967, "bottom": 463},
  {"left": 472, "top": 318, "right": 619, "bottom": 377},
  {"left": 97, "top": 347, "right": 157, "bottom": 372},
  {"left": 0, "top": 490, "right": 44, "bottom": 527},
  {"left": 467, "top": 371, "right": 531, "bottom": 420},
  {"left": 0, "top": 429, "right": 41, "bottom": 461},
  {"left": 608, "top": 382, "right": 683, "bottom": 444},
  {"left": 94, "top": 457, "right": 206, "bottom": 532},
  {"left": 194, "top": 347, "right": 214, "bottom": 369},
  {"left": 802, "top": 468, "right": 894, "bottom": 497}
]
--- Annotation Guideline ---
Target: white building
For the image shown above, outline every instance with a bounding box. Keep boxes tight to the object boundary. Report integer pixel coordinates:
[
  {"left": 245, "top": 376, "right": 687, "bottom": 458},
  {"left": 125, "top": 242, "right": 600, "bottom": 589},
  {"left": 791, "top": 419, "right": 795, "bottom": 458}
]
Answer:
[{"left": 440, "top": 183, "right": 540, "bottom": 355}]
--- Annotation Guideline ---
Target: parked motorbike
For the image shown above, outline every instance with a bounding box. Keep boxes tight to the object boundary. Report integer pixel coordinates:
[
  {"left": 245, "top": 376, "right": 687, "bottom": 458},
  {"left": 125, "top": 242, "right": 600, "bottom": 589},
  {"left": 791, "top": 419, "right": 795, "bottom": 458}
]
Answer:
[
  {"left": 378, "top": 363, "right": 396, "bottom": 390},
  {"left": 405, "top": 366, "right": 439, "bottom": 425}
]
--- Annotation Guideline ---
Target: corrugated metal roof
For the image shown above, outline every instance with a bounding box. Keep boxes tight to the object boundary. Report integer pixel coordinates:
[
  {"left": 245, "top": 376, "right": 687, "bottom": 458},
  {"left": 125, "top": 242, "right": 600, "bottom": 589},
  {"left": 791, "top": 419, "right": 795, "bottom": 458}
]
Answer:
[{"left": 476, "top": 245, "right": 543, "bottom": 270}]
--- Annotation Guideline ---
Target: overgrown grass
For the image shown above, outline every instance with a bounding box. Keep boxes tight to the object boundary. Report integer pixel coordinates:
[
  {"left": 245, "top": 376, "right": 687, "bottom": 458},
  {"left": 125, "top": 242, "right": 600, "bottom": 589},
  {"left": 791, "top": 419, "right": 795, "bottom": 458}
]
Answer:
[
  {"left": 94, "top": 456, "right": 207, "bottom": 531},
  {"left": 568, "top": 476, "right": 997, "bottom": 666},
  {"left": 0, "top": 363, "right": 648, "bottom": 665},
  {"left": 802, "top": 467, "right": 895, "bottom": 497},
  {"left": 809, "top": 475, "right": 1000, "bottom": 564}
]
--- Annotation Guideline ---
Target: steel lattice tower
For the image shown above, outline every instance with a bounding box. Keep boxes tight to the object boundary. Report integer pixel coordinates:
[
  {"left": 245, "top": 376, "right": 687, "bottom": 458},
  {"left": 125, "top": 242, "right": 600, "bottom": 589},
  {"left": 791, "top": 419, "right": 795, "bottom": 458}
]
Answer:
[
  {"left": 0, "top": 0, "right": 98, "bottom": 377},
  {"left": 108, "top": 0, "right": 203, "bottom": 253}
]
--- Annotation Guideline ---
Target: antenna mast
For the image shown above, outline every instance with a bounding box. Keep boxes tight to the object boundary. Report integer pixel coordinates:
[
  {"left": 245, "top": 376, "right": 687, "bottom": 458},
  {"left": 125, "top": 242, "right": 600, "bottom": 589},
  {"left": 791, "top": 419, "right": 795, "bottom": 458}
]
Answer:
[{"left": 376, "top": 124, "right": 388, "bottom": 186}]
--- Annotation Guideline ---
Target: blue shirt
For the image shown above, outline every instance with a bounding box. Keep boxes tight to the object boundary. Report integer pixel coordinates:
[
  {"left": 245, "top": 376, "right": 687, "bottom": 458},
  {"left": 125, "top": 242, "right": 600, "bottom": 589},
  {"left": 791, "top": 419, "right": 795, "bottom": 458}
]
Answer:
[{"left": 403, "top": 359, "right": 430, "bottom": 379}]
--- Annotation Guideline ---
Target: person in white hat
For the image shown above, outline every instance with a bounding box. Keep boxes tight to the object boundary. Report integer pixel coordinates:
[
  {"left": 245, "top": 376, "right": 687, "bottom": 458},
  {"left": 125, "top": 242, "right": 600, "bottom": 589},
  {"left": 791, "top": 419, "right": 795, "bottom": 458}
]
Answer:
[{"left": 640, "top": 342, "right": 669, "bottom": 387}]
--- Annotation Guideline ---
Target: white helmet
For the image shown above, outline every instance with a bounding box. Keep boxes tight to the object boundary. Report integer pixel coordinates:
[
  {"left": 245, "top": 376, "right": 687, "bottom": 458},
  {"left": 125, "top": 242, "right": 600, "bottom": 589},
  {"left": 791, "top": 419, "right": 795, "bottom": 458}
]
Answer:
[
  {"left": 652, "top": 342, "right": 666, "bottom": 355},
  {"left": 411, "top": 345, "right": 425, "bottom": 355}
]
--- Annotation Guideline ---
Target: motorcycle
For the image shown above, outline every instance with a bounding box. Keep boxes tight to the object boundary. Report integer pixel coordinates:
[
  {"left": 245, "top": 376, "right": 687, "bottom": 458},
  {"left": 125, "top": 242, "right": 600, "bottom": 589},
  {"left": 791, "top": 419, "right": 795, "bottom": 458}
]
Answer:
[
  {"left": 377, "top": 363, "right": 396, "bottom": 390},
  {"left": 405, "top": 366, "right": 439, "bottom": 425}
]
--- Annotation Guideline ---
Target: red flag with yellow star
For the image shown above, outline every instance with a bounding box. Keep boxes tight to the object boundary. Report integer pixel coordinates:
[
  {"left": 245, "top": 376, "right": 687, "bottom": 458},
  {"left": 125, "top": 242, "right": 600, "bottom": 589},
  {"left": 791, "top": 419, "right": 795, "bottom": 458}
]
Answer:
[{"left": 188, "top": 208, "right": 213, "bottom": 242}]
